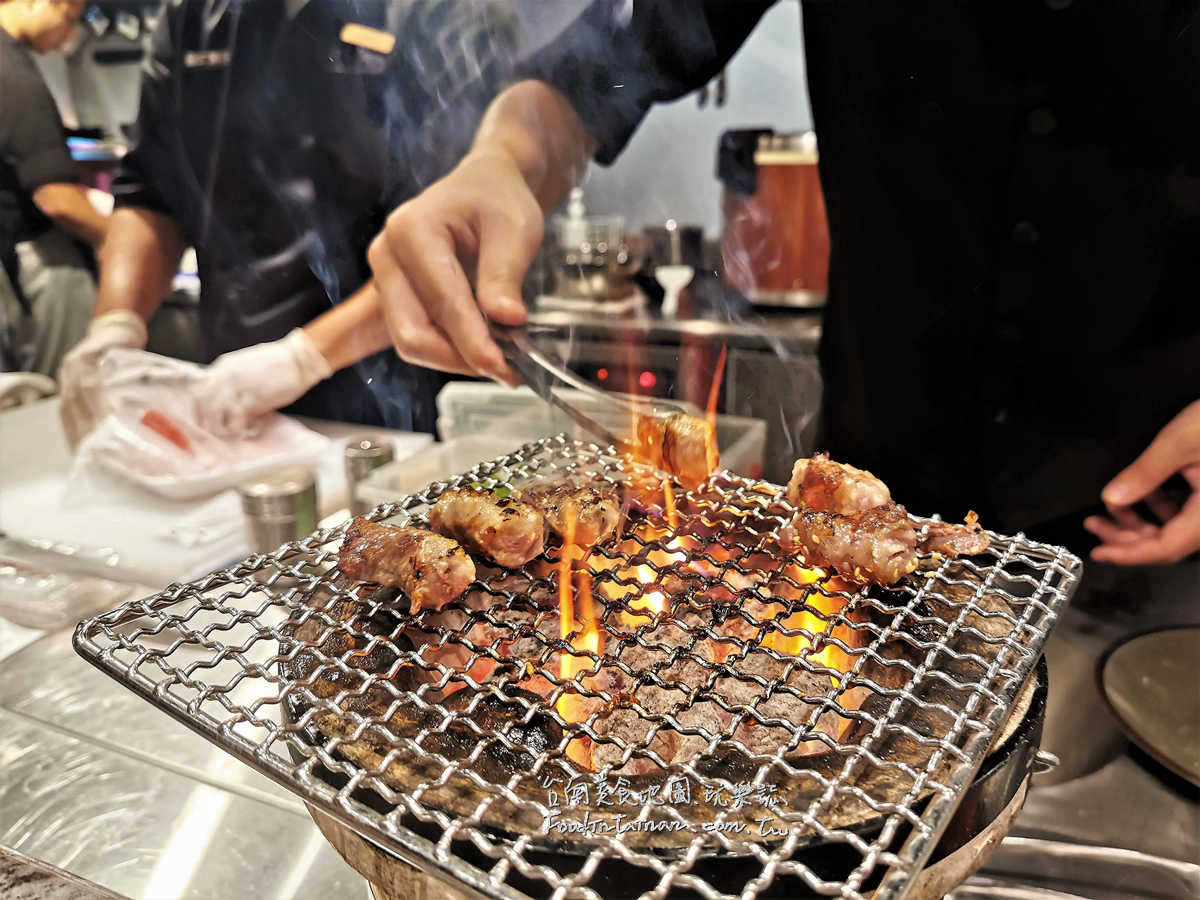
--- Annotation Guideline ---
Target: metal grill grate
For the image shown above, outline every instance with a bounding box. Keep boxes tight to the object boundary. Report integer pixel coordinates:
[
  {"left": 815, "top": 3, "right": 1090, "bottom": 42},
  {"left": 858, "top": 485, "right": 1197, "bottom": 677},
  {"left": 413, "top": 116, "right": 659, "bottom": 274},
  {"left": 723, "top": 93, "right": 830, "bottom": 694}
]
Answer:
[{"left": 73, "top": 436, "right": 1080, "bottom": 900}]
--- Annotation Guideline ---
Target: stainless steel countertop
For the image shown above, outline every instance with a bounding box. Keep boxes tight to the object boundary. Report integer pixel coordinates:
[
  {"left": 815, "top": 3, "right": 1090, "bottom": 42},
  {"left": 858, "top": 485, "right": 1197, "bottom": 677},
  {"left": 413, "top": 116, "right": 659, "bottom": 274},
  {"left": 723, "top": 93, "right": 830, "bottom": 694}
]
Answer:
[
  {"left": 0, "top": 629, "right": 365, "bottom": 900},
  {"left": 0, "top": 847, "right": 123, "bottom": 899}
]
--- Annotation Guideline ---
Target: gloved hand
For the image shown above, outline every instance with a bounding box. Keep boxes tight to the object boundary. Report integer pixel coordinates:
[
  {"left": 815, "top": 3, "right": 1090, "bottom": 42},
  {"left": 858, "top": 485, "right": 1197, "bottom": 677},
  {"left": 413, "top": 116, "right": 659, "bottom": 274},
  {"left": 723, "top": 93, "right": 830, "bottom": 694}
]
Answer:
[
  {"left": 195, "top": 328, "right": 333, "bottom": 437},
  {"left": 58, "top": 309, "right": 149, "bottom": 449}
]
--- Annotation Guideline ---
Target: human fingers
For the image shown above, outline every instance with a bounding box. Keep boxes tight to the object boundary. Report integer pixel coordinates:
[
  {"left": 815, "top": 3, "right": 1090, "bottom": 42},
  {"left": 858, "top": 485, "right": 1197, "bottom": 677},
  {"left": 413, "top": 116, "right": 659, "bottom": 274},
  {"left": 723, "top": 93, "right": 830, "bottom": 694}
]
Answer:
[
  {"left": 376, "top": 210, "right": 514, "bottom": 381},
  {"left": 1105, "top": 504, "right": 1158, "bottom": 537},
  {"left": 1083, "top": 515, "right": 1149, "bottom": 546},
  {"left": 1102, "top": 400, "right": 1200, "bottom": 506},
  {"left": 1144, "top": 488, "right": 1181, "bottom": 525},
  {"left": 1091, "top": 493, "right": 1200, "bottom": 565},
  {"left": 474, "top": 176, "right": 542, "bottom": 326},
  {"left": 369, "top": 236, "right": 485, "bottom": 378}
]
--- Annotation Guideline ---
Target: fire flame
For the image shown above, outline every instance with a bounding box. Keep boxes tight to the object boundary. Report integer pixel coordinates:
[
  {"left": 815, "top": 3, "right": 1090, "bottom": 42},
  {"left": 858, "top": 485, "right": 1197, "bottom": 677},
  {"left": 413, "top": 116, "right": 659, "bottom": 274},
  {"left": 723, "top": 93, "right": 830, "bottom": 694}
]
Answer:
[
  {"left": 539, "top": 485, "right": 866, "bottom": 770},
  {"left": 706, "top": 344, "right": 728, "bottom": 428},
  {"left": 662, "top": 478, "right": 677, "bottom": 530},
  {"left": 555, "top": 506, "right": 602, "bottom": 768}
]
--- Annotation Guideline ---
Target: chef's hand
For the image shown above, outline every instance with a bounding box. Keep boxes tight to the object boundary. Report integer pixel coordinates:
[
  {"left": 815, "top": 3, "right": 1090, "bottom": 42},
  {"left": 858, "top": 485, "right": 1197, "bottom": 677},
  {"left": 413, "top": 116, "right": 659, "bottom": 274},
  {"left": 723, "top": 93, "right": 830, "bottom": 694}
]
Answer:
[
  {"left": 368, "top": 80, "right": 595, "bottom": 384},
  {"left": 367, "top": 146, "right": 535, "bottom": 385},
  {"left": 1084, "top": 399, "right": 1200, "bottom": 565},
  {"left": 195, "top": 329, "right": 332, "bottom": 437},
  {"left": 58, "top": 309, "right": 149, "bottom": 449}
]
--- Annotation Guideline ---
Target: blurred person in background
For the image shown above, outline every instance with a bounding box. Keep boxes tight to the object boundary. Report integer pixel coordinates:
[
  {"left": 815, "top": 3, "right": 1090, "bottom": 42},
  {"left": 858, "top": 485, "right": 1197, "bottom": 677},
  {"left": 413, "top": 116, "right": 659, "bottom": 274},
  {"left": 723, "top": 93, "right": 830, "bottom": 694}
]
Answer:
[
  {"left": 0, "top": 0, "right": 109, "bottom": 376},
  {"left": 364, "top": 1, "right": 1200, "bottom": 575},
  {"left": 58, "top": 0, "right": 518, "bottom": 447}
]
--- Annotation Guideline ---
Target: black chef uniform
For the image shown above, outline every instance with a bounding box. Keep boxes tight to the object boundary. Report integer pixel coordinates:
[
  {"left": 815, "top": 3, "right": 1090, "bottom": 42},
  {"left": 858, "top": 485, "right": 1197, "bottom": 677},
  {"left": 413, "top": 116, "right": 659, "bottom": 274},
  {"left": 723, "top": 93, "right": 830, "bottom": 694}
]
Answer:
[
  {"left": 0, "top": 25, "right": 89, "bottom": 370},
  {"left": 114, "top": 0, "right": 517, "bottom": 430},
  {"left": 527, "top": 0, "right": 1200, "bottom": 550}
]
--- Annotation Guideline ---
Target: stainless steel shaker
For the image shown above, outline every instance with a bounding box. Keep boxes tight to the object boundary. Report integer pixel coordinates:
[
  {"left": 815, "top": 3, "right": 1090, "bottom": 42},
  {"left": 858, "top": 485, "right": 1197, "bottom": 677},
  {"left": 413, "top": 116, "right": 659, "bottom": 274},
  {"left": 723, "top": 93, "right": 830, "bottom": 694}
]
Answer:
[
  {"left": 344, "top": 435, "right": 395, "bottom": 516},
  {"left": 238, "top": 467, "right": 318, "bottom": 553}
]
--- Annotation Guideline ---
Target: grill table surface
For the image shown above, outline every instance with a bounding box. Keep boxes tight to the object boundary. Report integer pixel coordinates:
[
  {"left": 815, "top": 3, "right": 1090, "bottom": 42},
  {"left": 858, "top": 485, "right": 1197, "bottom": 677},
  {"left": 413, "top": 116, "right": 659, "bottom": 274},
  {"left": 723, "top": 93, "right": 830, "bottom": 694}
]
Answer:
[{"left": 73, "top": 436, "right": 1081, "bottom": 900}]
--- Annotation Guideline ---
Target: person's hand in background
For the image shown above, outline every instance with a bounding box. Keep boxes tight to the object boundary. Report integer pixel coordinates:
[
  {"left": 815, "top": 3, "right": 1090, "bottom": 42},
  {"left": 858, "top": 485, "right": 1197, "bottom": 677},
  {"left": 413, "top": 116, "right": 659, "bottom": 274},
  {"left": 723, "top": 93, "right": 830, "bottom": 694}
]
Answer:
[
  {"left": 1084, "top": 399, "right": 1200, "bottom": 565},
  {"left": 194, "top": 329, "right": 332, "bottom": 437},
  {"left": 58, "top": 309, "right": 148, "bottom": 448}
]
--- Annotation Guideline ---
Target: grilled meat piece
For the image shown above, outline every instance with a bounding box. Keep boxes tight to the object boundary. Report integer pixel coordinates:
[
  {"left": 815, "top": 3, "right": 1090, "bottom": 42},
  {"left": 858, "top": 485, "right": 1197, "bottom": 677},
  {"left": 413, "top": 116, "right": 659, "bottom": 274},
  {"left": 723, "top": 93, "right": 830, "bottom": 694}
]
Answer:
[
  {"left": 338, "top": 517, "right": 475, "bottom": 612},
  {"left": 520, "top": 481, "right": 621, "bottom": 547},
  {"left": 784, "top": 453, "right": 989, "bottom": 584},
  {"left": 429, "top": 488, "right": 546, "bottom": 568},
  {"left": 784, "top": 502, "right": 919, "bottom": 586},
  {"left": 787, "top": 452, "right": 891, "bottom": 514},
  {"left": 634, "top": 412, "right": 719, "bottom": 489},
  {"left": 917, "top": 512, "right": 990, "bottom": 556}
]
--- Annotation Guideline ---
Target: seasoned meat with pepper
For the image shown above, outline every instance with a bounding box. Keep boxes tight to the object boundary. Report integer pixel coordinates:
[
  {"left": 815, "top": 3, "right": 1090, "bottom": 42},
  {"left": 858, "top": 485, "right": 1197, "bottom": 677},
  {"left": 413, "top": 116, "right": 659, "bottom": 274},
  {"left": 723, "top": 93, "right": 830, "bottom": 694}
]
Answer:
[
  {"left": 917, "top": 512, "right": 990, "bottom": 556},
  {"left": 429, "top": 488, "right": 546, "bottom": 567},
  {"left": 787, "top": 452, "right": 891, "bottom": 514},
  {"left": 338, "top": 517, "right": 475, "bottom": 612},
  {"left": 783, "top": 502, "right": 919, "bottom": 586},
  {"left": 635, "top": 412, "right": 719, "bottom": 489},
  {"left": 520, "top": 481, "right": 621, "bottom": 547}
]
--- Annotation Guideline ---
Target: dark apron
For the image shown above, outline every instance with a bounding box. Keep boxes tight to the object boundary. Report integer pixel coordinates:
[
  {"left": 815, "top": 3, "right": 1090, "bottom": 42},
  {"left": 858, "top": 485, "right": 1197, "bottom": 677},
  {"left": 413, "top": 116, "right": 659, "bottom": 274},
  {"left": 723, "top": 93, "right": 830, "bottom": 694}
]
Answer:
[
  {"left": 161, "top": 0, "right": 434, "bottom": 428},
  {"left": 801, "top": 0, "right": 1200, "bottom": 545}
]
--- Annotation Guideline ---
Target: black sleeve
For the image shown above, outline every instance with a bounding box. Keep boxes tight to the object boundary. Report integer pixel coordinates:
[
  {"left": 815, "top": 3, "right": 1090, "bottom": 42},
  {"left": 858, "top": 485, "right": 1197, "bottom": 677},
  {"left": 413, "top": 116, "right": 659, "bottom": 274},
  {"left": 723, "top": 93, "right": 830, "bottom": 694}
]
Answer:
[
  {"left": 521, "top": 0, "right": 776, "bottom": 164},
  {"left": 111, "top": 6, "right": 179, "bottom": 217},
  {"left": 0, "top": 50, "right": 78, "bottom": 190}
]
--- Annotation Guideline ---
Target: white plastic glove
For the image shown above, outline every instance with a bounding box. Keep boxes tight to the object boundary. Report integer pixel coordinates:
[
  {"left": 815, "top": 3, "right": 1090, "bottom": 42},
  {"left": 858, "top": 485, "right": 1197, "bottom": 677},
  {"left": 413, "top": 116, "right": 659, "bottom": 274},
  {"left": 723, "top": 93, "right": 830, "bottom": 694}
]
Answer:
[
  {"left": 58, "top": 310, "right": 149, "bottom": 449},
  {"left": 195, "top": 329, "right": 333, "bottom": 437}
]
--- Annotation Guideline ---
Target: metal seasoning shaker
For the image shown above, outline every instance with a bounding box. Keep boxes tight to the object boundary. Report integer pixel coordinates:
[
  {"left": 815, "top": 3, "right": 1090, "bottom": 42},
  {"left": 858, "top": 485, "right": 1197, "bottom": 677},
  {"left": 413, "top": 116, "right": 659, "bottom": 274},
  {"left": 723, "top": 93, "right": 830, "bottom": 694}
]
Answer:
[
  {"left": 238, "top": 467, "right": 318, "bottom": 553},
  {"left": 344, "top": 435, "right": 395, "bottom": 516}
]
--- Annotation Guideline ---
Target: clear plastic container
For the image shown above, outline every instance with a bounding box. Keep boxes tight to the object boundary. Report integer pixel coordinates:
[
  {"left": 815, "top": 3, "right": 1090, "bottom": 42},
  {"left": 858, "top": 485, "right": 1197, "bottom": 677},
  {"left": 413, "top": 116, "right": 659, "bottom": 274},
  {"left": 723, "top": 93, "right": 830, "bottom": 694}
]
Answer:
[{"left": 0, "top": 556, "right": 147, "bottom": 631}]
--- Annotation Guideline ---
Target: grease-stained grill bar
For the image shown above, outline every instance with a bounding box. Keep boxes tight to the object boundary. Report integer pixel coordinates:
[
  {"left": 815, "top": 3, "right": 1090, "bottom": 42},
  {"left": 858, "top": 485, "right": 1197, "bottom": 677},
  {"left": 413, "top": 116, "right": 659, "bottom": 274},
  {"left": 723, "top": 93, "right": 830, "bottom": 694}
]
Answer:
[{"left": 72, "top": 436, "right": 1081, "bottom": 900}]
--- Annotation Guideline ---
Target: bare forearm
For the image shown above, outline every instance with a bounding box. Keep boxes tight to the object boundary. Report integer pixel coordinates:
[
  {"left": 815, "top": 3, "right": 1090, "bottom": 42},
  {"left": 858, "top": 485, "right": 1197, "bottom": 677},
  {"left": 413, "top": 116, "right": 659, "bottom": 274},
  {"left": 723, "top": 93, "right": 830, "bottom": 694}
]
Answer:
[
  {"left": 301, "top": 280, "right": 391, "bottom": 372},
  {"left": 32, "top": 183, "right": 110, "bottom": 248},
  {"left": 95, "top": 207, "right": 184, "bottom": 322},
  {"left": 471, "top": 80, "right": 596, "bottom": 211}
]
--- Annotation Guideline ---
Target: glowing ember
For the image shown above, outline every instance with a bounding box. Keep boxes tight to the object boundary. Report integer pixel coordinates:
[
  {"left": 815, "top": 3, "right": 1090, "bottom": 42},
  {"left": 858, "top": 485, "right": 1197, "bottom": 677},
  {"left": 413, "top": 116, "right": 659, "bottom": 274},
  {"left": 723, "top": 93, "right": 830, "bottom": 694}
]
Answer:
[
  {"left": 556, "top": 615, "right": 600, "bottom": 769},
  {"left": 432, "top": 481, "right": 871, "bottom": 773},
  {"left": 626, "top": 565, "right": 667, "bottom": 620}
]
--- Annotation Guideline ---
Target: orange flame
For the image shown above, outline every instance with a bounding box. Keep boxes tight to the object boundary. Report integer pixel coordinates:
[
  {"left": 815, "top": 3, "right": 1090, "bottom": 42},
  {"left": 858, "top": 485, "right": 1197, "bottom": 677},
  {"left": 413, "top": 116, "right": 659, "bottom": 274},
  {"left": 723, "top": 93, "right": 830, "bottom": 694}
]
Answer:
[
  {"left": 554, "top": 508, "right": 604, "bottom": 768},
  {"left": 558, "top": 511, "right": 577, "bottom": 641},
  {"left": 706, "top": 344, "right": 728, "bottom": 427},
  {"left": 762, "top": 566, "right": 862, "bottom": 715},
  {"left": 629, "top": 565, "right": 667, "bottom": 618},
  {"left": 662, "top": 478, "right": 677, "bottom": 530}
]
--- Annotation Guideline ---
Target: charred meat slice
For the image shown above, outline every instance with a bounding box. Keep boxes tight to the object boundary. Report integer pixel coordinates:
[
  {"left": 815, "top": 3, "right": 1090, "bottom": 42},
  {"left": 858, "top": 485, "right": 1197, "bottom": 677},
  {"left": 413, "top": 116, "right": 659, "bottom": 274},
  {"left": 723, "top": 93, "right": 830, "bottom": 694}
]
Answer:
[
  {"left": 429, "top": 488, "right": 546, "bottom": 568},
  {"left": 520, "top": 480, "right": 621, "bottom": 547},
  {"left": 635, "top": 412, "right": 719, "bottom": 489},
  {"left": 918, "top": 511, "right": 990, "bottom": 556},
  {"left": 784, "top": 502, "right": 919, "bottom": 586},
  {"left": 338, "top": 517, "right": 475, "bottom": 612},
  {"left": 784, "top": 453, "right": 990, "bottom": 583},
  {"left": 787, "top": 452, "right": 891, "bottom": 514}
]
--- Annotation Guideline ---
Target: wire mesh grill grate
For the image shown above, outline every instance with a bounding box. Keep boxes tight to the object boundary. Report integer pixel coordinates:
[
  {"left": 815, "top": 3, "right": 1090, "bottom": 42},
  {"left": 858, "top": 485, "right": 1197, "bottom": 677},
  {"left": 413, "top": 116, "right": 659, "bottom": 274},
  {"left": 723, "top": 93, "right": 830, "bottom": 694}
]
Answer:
[{"left": 73, "top": 436, "right": 1080, "bottom": 900}]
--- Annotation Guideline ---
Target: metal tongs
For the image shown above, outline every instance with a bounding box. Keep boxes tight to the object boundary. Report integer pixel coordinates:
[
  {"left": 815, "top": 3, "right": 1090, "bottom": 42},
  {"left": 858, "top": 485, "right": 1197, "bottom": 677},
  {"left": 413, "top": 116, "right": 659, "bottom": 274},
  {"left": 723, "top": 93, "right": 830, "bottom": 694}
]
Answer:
[{"left": 490, "top": 323, "right": 691, "bottom": 449}]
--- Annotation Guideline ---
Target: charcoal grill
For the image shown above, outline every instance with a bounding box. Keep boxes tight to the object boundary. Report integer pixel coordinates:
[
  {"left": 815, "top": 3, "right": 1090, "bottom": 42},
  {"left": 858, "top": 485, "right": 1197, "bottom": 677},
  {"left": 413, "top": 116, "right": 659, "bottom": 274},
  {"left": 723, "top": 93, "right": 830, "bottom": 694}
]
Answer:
[{"left": 72, "top": 436, "right": 1081, "bottom": 899}]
